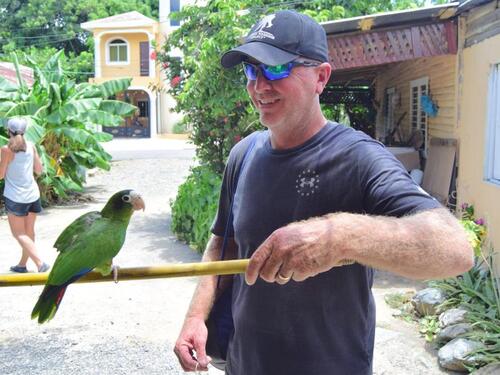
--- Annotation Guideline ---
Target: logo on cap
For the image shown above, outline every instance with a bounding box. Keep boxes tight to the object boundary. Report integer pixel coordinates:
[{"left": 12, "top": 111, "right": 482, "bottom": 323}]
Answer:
[{"left": 248, "top": 14, "right": 276, "bottom": 40}]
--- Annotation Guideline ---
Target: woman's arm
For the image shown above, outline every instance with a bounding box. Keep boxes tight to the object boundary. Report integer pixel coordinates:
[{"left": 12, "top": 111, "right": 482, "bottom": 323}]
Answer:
[
  {"left": 0, "top": 146, "right": 14, "bottom": 180},
  {"left": 33, "top": 145, "right": 43, "bottom": 176}
]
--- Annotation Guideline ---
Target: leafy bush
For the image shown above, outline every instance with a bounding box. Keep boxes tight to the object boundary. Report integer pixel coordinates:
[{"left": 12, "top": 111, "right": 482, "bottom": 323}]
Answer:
[
  {"left": 385, "top": 205, "right": 500, "bottom": 369},
  {"left": 170, "top": 165, "right": 222, "bottom": 252},
  {"left": 0, "top": 51, "right": 136, "bottom": 204},
  {"left": 419, "top": 316, "right": 440, "bottom": 342},
  {"left": 427, "top": 205, "right": 500, "bottom": 369},
  {"left": 460, "top": 203, "right": 487, "bottom": 257},
  {"left": 158, "top": 0, "right": 262, "bottom": 174},
  {"left": 172, "top": 119, "right": 189, "bottom": 134},
  {"left": 158, "top": 0, "right": 423, "bottom": 174}
]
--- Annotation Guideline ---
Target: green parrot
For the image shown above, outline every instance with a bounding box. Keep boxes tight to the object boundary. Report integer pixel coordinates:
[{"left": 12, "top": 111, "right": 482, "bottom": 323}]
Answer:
[{"left": 31, "top": 189, "right": 145, "bottom": 324}]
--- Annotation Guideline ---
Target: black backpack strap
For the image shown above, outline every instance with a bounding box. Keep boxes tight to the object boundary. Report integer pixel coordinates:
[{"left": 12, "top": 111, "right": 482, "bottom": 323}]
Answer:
[{"left": 217, "top": 134, "right": 258, "bottom": 286}]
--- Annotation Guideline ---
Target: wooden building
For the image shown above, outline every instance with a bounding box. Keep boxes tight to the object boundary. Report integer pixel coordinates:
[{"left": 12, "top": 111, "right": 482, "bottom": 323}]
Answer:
[{"left": 321, "top": 0, "right": 500, "bottom": 271}]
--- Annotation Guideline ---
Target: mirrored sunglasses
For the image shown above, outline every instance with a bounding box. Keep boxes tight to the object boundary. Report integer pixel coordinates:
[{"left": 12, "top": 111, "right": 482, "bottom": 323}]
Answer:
[{"left": 243, "top": 61, "right": 321, "bottom": 81}]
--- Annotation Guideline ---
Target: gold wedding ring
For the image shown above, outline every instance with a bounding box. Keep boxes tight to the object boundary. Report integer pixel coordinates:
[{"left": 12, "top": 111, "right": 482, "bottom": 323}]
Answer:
[{"left": 277, "top": 273, "right": 292, "bottom": 282}]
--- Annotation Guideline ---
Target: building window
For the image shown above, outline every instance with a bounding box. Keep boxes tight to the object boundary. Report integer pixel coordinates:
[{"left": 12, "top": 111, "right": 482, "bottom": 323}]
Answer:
[
  {"left": 485, "top": 63, "right": 500, "bottom": 185},
  {"left": 170, "top": 0, "right": 181, "bottom": 27},
  {"left": 410, "top": 77, "right": 429, "bottom": 153},
  {"left": 107, "top": 39, "right": 129, "bottom": 64}
]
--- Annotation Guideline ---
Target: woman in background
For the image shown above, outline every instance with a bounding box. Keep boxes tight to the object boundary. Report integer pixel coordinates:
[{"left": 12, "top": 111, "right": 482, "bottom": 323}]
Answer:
[{"left": 0, "top": 118, "right": 49, "bottom": 273}]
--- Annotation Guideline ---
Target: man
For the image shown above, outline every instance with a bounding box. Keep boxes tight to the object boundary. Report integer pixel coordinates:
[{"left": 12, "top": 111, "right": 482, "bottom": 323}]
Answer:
[{"left": 174, "top": 10, "right": 473, "bottom": 374}]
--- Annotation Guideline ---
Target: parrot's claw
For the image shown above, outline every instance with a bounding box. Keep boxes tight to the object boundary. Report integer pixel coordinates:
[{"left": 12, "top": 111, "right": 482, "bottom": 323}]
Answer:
[{"left": 112, "top": 265, "right": 120, "bottom": 283}]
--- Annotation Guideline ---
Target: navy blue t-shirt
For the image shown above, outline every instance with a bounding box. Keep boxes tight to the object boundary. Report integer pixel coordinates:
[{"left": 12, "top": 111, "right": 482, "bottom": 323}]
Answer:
[{"left": 212, "top": 122, "right": 440, "bottom": 375}]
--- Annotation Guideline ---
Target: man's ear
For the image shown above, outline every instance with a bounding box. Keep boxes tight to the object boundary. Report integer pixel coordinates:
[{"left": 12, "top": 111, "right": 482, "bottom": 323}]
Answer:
[{"left": 315, "top": 63, "right": 332, "bottom": 95}]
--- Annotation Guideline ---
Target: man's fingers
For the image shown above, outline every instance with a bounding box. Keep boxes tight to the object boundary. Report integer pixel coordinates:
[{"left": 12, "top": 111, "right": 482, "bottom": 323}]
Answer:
[
  {"left": 259, "top": 251, "right": 284, "bottom": 283},
  {"left": 174, "top": 344, "right": 198, "bottom": 371},
  {"left": 194, "top": 336, "right": 211, "bottom": 369},
  {"left": 245, "top": 240, "right": 273, "bottom": 285}
]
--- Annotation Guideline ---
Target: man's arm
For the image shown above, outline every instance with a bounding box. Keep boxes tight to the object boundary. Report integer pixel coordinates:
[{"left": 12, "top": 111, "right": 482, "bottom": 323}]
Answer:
[
  {"left": 246, "top": 207, "right": 474, "bottom": 285},
  {"left": 184, "top": 235, "right": 236, "bottom": 319},
  {"left": 174, "top": 234, "right": 237, "bottom": 372}
]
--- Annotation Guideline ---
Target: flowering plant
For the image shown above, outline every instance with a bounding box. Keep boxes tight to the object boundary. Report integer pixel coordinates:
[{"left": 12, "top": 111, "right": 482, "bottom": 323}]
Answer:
[{"left": 459, "top": 203, "right": 487, "bottom": 257}]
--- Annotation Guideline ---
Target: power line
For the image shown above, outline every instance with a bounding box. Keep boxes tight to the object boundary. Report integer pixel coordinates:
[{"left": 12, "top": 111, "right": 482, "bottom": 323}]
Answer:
[
  {"left": 0, "top": 37, "right": 82, "bottom": 48},
  {"left": 3, "top": 34, "right": 75, "bottom": 40}
]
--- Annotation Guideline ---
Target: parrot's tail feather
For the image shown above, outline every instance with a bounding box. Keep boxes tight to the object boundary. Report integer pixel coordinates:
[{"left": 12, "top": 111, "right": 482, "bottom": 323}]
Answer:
[{"left": 31, "top": 284, "right": 68, "bottom": 324}]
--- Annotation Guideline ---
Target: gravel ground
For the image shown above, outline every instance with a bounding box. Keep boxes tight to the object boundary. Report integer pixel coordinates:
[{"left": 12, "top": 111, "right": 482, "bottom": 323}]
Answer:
[
  {"left": 0, "top": 144, "right": 212, "bottom": 375},
  {"left": 0, "top": 138, "right": 456, "bottom": 374}
]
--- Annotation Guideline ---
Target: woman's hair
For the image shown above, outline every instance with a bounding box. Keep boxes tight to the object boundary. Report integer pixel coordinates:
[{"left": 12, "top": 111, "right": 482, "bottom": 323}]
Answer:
[
  {"left": 8, "top": 131, "right": 27, "bottom": 153},
  {"left": 6, "top": 117, "right": 28, "bottom": 153}
]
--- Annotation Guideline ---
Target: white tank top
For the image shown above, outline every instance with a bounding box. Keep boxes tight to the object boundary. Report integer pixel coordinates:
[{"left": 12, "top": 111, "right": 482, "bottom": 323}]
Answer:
[{"left": 4, "top": 141, "right": 40, "bottom": 203}]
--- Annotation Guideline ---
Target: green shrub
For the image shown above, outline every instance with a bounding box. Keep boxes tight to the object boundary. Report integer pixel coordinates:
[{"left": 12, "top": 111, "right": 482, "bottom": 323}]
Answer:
[
  {"left": 0, "top": 51, "right": 136, "bottom": 204},
  {"left": 172, "top": 120, "right": 189, "bottom": 134},
  {"left": 427, "top": 205, "right": 500, "bottom": 370},
  {"left": 170, "top": 165, "right": 222, "bottom": 252}
]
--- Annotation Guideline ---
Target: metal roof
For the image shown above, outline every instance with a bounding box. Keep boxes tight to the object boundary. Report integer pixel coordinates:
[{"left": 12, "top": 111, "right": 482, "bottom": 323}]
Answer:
[
  {"left": 0, "top": 63, "right": 34, "bottom": 87},
  {"left": 457, "top": 0, "right": 495, "bottom": 14},
  {"left": 322, "top": 3, "right": 460, "bottom": 35}
]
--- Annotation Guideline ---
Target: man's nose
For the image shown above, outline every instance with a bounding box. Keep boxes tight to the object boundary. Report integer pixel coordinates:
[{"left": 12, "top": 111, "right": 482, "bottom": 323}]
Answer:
[{"left": 253, "top": 71, "right": 272, "bottom": 92}]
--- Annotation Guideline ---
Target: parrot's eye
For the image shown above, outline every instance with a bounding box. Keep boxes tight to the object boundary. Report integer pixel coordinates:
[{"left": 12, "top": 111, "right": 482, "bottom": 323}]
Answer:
[{"left": 122, "top": 195, "right": 131, "bottom": 203}]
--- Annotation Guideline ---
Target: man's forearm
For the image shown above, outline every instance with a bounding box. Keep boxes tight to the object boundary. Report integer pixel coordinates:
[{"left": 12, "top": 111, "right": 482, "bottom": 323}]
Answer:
[
  {"left": 329, "top": 208, "right": 474, "bottom": 279},
  {"left": 185, "top": 234, "right": 237, "bottom": 320}
]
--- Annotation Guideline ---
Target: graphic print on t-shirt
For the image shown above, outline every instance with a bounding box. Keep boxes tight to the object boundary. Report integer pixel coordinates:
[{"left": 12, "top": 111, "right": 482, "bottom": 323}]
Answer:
[{"left": 295, "top": 169, "right": 320, "bottom": 197}]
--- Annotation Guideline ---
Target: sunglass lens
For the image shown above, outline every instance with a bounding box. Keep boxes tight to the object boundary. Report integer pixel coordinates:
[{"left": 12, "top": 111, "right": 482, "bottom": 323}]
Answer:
[
  {"left": 263, "top": 63, "right": 290, "bottom": 80},
  {"left": 243, "top": 63, "right": 258, "bottom": 80}
]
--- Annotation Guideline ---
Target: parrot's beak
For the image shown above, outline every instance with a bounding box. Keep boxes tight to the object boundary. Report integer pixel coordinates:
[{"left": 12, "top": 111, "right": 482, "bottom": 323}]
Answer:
[{"left": 130, "top": 191, "right": 145, "bottom": 211}]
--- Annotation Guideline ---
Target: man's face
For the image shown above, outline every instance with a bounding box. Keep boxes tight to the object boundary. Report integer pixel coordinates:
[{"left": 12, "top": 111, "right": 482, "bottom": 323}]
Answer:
[{"left": 245, "top": 61, "right": 323, "bottom": 131}]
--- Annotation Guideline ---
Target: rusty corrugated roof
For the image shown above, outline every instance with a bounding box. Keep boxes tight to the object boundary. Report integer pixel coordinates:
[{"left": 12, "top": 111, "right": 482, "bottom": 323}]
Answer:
[{"left": 0, "top": 62, "right": 34, "bottom": 87}]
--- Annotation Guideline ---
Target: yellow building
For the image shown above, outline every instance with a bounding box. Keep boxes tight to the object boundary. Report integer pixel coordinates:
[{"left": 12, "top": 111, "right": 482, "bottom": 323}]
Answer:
[
  {"left": 81, "top": 8, "right": 183, "bottom": 137},
  {"left": 322, "top": 0, "right": 500, "bottom": 271},
  {"left": 457, "top": 0, "right": 500, "bottom": 264}
]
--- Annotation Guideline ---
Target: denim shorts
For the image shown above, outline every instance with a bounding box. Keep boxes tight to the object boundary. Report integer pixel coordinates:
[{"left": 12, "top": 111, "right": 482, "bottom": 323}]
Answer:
[{"left": 4, "top": 197, "right": 42, "bottom": 216}]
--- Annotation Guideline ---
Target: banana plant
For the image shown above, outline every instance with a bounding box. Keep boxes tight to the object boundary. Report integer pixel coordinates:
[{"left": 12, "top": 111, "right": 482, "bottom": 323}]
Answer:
[{"left": 0, "top": 51, "right": 136, "bottom": 202}]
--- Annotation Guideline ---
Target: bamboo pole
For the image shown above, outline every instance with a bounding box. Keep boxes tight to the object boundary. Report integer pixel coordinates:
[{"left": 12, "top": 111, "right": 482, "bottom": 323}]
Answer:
[{"left": 0, "top": 259, "right": 250, "bottom": 287}]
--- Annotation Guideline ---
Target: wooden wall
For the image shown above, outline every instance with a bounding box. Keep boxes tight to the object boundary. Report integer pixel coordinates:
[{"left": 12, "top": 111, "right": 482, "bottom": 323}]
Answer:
[{"left": 375, "top": 54, "right": 458, "bottom": 143}]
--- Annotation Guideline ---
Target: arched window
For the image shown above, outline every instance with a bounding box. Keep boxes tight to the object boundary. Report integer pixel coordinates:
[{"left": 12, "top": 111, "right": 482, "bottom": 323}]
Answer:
[{"left": 107, "top": 38, "right": 128, "bottom": 64}]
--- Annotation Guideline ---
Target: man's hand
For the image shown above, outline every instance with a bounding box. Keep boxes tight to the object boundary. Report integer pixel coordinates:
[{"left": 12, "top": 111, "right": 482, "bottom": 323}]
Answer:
[
  {"left": 245, "top": 217, "right": 348, "bottom": 285},
  {"left": 246, "top": 208, "right": 474, "bottom": 283},
  {"left": 174, "top": 316, "right": 211, "bottom": 372}
]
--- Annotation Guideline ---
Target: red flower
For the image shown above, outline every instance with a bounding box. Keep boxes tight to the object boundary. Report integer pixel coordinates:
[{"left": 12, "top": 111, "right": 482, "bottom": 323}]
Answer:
[
  {"left": 234, "top": 135, "right": 241, "bottom": 143},
  {"left": 150, "top": 50, "right": 157, "bottom": 60},
  {"left": 162, "top": 62, "right": 169, "bottom": 69},
  {"left": 171, "top": 76, "right": 181, "bottom": 87}
]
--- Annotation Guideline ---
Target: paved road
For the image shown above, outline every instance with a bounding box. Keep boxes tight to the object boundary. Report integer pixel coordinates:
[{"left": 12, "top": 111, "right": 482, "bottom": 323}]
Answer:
[{"left": 0, "top": 138, "right": 451, "bottom": 374}]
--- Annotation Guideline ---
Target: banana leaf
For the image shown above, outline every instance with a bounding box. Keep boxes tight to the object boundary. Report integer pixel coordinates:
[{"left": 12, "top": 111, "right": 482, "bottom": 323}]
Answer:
[
  {"left": 25, "top": 120, "right": 45, "bottom": 144},
  {"left": 0, "top": 101, "right": 16, "bottom": 115},
  {"left": 92, "top": 132, "right": 113, "bottom": 142},
  {"left": 46, "top": 98, "right": 102, "bottom": 124},
  {"left": 0, "top": 91, "right": 18, "bottom": 100},
  {"left": 52, "top": 127, "right": 90, "bottom": 145},
  {"left": 0, "top": 134, "right": 8, "bottom": 146},
  {"left": 81, "top": 110, "right": 124, "bottom": 127},
  {"left": 10, "top": 53, "right": 28, "bottom": 93},
  {"left": 94, "top": 78, "right": 132, "bottom": 98},
  {"left": 0, "top": 76, "right": 18, "bottom": 92},
  {"left": 99, "top": 100, "right": 136, "bottom": 116},
  {"left": 5, "top": 102, "right": 40, "bottom": 116}
]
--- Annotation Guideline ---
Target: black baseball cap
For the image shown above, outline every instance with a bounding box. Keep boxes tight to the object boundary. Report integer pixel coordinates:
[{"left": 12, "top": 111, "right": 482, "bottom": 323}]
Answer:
[{"left": 221, "top": 10, "right": 329, "bottom": 68}]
